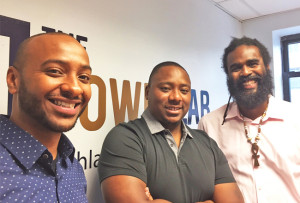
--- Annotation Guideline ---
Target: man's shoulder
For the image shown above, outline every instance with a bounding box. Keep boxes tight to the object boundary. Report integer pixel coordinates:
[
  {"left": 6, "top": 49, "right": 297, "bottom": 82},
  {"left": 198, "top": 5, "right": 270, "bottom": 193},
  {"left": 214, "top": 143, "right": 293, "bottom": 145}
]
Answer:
[
  {"left": 187, "top": 126, "right": 209, "bottom": 136},
  {"left": 272, "top": 96, "right": 297, "bottom": 108},
  {"left": 186, "top": 126, "right": 225, "bottom": 156},
  {"left": 198, "top": 102, "right": 236, "bottom": 132},
  {"left": 186, "top": 126, "right": 214, "bottom": 143},
  {"left": 104, "top": 118, "right": 148, "bottom": 143},
  {"left": 269, "top": 96, "right": 300, "bottom": 118},
  {"left": 110, "top": 118, "right": 147, "bottom": 133},
  {"left": 200, "top": 103, "right": 228, "bottom": 121}
]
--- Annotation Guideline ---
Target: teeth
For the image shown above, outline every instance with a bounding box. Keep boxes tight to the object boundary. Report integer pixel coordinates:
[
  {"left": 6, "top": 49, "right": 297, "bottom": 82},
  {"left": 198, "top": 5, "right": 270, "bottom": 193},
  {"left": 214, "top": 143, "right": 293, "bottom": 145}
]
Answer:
[
  {"left": 167, "top": 107, "right": 181, "bottom": 110},
  {"left": 53, "top": 100, "right": 75, "bottom": 109},
  {"left": 244, "top": 80, "right": 256, "bottom": 85}
]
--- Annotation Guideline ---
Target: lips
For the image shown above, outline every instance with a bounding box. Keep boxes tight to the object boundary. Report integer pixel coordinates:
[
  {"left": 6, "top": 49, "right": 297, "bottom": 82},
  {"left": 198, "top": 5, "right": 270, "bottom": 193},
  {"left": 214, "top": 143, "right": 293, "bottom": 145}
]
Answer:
[
  {"left": 238, "top": 75, "right": 261, "bottom": 91},
  {"left": 166, "top": 106, "right": 182, "bottom": 111},
  {"left": 242, "top": 80, "right": 257, "bottom": 89},
  {"left": 52, "top": 100, "right": 76, "bottom": 108},
  {"left": 47, "top": 98, "right": 82, "bottom": 117},
  {"left": 49, "top": 99, "right": 80, "bottom": 108},
  {"left": 165, "top": 106, "right": 183, "bottom": 115}
]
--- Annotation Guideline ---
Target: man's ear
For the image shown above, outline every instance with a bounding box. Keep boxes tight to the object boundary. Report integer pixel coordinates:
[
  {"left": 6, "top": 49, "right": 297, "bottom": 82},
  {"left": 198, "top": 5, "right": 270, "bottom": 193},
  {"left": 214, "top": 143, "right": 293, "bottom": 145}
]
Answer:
[
  {"left": 266, "top": 64, "right": 270, "bottom": 70},
  {"left": 145, "top": 84, "right": 149, "bottom": 100},
  {"left": 7, "top": 66, "right": 20, "bottom": 94}
]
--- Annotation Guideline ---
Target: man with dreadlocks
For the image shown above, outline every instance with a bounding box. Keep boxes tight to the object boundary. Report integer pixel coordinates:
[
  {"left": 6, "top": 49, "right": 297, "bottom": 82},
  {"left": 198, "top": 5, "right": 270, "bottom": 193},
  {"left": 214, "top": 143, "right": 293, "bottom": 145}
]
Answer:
[{"left": 198, "top": 36, "right": 300, "bottom": 203}]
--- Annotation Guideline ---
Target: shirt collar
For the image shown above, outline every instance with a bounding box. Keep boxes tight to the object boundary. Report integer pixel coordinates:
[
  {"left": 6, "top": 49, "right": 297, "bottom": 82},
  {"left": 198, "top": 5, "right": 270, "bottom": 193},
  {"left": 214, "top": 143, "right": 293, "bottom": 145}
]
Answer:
[
  {"left": 265, "top": 96, "right": 285, "bottom": 120},
  {"left": 0, "top": 115, "right": 75, "bottom": 169},
  {"left": 58, "top": 134, "right": 75, "bottom": 162},
  {"left": 141, "top": 108, "right": 193, "bottom": 138},
  {"left": 225, "top": 95, "right": 283, "bottom": 122}
]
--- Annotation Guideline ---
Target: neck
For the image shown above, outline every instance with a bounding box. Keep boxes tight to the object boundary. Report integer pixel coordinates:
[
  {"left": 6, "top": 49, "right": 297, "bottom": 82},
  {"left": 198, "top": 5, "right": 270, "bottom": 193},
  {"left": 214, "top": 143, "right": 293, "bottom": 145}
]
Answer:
[
  {"left": 238, "top": 99, "right": 269, "bottom": 120},
  {"left": 9, "top": 113, "right": 61, "bottom": 159}
]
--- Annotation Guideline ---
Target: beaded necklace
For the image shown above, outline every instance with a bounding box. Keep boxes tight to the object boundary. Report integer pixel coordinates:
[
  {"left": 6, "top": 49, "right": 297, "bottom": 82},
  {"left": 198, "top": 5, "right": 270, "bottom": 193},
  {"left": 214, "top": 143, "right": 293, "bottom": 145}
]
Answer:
[{"left": 241, "top": 109, "right": 267, "bottom": 168}]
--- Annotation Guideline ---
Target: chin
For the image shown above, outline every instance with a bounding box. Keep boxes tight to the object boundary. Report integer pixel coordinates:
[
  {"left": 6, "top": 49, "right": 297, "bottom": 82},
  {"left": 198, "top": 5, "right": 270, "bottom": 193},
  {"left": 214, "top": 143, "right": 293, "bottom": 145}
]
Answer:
[
  {"left": 167, "top": 118, "right": 182, "bottom": 124},
  {"left": 52, "top": 124, "right": 76, "bottom": 133},
  {"left": 48, "top": 118, "right": 78, "bottom": 132}
]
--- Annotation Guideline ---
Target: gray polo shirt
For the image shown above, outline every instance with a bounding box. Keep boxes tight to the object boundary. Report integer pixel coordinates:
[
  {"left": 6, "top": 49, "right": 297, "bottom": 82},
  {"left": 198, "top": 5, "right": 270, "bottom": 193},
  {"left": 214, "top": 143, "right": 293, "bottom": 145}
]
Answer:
[
  {"left": 142, "top": 108, "right": 192, "bottom": 160},
  {"left": 98, "top": 109, "right": 235, "bottom": 203}
]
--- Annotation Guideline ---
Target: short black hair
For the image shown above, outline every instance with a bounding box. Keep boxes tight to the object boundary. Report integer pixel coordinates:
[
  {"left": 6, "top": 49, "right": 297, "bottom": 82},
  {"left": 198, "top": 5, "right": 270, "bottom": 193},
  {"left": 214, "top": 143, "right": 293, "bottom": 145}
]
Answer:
[
  {"left": 222, "top": 36, "right": 271, "bottom": 74},
  {"left": 148, "top": 61, "right": 188, "bottom": 85}
]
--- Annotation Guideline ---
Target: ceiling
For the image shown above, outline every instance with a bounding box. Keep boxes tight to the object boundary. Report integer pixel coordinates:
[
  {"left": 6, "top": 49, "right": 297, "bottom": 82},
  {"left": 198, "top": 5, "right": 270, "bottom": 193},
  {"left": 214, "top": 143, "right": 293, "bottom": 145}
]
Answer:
[{"left": 210, "top": 0, "right": 300, "bottom": 21}]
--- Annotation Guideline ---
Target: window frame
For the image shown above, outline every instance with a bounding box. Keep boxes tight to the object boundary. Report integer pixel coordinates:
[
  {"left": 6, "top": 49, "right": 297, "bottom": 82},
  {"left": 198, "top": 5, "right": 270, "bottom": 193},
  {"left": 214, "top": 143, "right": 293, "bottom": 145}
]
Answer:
[{"left": 280, "top": 33, "right": 300, "bottom": 102}]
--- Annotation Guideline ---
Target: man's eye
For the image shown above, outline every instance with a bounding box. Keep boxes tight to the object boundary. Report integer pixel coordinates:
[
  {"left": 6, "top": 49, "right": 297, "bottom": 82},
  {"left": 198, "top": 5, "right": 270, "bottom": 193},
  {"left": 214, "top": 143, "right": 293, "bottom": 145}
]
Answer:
[
  {"left": 79, "top": 75, "right": 91, "bottom": 83},
  {"left": 181, "top": 89, "right": 189, "bottom": 94},
  {"left": 160, "top": 87, "right": 170, "bottom": 92},
  {"left": 248, "top": 63, "right": 258, "bottom": 68},
  {"left": 46, "top": 69, "right": 63, "bottom": 75},
  {"left": 230, "top": 66, "right": 241, "bottom": 72}
]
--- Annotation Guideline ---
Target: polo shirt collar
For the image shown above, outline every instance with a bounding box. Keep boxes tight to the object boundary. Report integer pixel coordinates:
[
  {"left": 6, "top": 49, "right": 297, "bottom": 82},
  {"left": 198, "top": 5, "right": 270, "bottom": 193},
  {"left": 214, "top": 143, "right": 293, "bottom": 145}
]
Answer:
[{"left": 141, "top": 108, "right": 193, "bottom": 138}]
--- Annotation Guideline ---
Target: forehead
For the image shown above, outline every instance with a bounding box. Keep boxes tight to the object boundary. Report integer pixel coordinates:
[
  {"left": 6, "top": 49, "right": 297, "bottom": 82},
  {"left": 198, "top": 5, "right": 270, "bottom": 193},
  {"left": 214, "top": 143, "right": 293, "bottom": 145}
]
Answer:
[
  {"left": 21, "top": 35, "right": 89, "bottom": 68},
  {"left": 152, "top": 65, "right": 190, "bottom": 85},
  {"left": 227, "top": 45, "right": 262, "bottom": 64}
]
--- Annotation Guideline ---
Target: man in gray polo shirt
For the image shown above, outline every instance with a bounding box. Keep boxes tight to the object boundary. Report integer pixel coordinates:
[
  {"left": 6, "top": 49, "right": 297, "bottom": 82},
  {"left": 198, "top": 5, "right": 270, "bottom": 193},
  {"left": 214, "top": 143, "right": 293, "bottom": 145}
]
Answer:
[{"left": 98, "top": 61, "right": 244, "bottom": 203}]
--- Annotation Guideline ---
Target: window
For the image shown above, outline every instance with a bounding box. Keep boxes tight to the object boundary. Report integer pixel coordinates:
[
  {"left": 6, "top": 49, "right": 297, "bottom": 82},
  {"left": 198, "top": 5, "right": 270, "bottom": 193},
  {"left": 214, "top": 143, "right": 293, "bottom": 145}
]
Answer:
[{"left": 281, "top": 33, "right": 300, "bottom": 103}]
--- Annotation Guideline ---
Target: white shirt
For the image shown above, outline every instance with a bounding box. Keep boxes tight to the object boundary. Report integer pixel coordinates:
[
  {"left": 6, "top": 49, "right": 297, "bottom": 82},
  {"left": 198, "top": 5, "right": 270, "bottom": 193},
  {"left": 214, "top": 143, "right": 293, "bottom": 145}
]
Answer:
[{"left": 199, "top": 96, "right": 300, "bottom": 203}]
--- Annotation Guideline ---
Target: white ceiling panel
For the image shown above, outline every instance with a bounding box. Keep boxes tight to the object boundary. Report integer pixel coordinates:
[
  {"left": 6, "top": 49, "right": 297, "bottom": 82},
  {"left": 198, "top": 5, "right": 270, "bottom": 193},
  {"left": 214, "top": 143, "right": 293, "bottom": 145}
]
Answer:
[
  {"left": 218, "top": 0, "right": 260, "bottom": 20},
  {"left": 244, "top": 0, "right": 300, "bottom": 15},
  {"left": 210, "top": 0, "right": 300, "bottom": 21}
]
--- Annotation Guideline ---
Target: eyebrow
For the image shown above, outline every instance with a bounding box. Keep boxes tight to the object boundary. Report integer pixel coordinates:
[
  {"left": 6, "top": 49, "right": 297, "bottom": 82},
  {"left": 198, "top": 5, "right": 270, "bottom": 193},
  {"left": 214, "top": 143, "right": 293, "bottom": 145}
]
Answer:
[
  {"left": 229, "top": 63, "right": 241, "bottom": 69},
  {"left": 229, "top": 58, "right": 260, "bottom": 69},
  {"left": 158, "top": 82, "right": 191, "bottom": 88},
  {"left": 41, "top": 59, "right": 92, "bottom": 71},
  {"left": 246, "top": 59, "right": 259, "bottom": 64}
]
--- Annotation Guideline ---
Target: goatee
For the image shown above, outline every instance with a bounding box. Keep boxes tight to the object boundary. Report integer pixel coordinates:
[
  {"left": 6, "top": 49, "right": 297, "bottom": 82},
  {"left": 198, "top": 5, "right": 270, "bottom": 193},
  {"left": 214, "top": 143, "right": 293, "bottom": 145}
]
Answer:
[
  {"left": 18, "top": 77, "right": 85, "bottom": 133},
  {"left": 227, "top": 69, "right": 273, "bottom": 109}
]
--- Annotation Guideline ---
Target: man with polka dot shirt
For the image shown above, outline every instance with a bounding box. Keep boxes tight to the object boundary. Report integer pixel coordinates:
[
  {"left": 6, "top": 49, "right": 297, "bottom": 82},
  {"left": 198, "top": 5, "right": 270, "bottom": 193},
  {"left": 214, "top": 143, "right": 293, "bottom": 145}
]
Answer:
[{"left": 0, "top": 33, "right": 92, "bottom": 202}]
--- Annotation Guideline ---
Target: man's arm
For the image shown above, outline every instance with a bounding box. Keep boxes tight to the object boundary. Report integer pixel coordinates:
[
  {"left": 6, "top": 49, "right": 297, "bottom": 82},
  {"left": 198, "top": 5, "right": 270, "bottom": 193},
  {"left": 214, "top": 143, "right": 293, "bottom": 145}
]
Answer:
[
  {"left": 143, "top": 183, "right": 244, "bottom": 203},
  {"left": 213, "top": 182, "right": 244, "bottom": 203},
  {"left": 101, "top": 175, "right": 171, "bottom": 203}
]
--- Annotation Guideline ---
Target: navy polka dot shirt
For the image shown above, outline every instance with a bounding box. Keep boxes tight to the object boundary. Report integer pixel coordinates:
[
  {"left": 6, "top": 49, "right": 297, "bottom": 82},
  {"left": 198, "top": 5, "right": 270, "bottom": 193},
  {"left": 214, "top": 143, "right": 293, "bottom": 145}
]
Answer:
[{"left": 0, "top": 115, "right": 88, "bottom": 203}]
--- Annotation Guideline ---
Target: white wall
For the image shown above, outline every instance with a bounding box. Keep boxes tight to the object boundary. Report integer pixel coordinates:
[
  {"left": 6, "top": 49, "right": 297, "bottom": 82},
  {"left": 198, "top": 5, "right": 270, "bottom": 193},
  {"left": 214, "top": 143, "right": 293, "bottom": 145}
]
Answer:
[
  {"left": 0, "top": 1, "right": 241, "bottom": 202},
  {"left": 242, "top": 8, "right": 300, "bottom": 99}
]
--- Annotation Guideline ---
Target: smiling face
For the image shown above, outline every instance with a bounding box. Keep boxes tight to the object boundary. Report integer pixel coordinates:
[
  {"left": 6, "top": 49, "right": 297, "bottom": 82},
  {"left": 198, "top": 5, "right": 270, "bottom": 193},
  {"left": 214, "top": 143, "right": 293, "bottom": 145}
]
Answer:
[
  {"left": 145, "top": 65, "right": 191, "bottom": 129},
  {"left": 8, "top": 34, "right": 92, "bottom": 133},
  {"left": 226, "top": 45, "right": 273, "bottom": 108}
]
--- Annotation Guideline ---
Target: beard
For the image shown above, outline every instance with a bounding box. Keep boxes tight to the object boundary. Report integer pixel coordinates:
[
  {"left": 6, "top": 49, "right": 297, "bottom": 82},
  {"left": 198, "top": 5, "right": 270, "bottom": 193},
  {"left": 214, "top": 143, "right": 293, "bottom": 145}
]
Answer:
[
  {"left": 227, "top": 69, "right": 273, "bottom": 109},
  {"left": 18, "top": 78, "right": 85, "bottom": 133}
]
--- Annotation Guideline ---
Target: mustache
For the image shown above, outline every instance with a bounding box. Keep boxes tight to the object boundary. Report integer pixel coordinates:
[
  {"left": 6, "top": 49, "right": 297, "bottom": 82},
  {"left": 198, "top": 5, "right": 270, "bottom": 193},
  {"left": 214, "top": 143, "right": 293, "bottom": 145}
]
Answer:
[{"left": 237, "top": 75, "right": 262, "bottom": 86}]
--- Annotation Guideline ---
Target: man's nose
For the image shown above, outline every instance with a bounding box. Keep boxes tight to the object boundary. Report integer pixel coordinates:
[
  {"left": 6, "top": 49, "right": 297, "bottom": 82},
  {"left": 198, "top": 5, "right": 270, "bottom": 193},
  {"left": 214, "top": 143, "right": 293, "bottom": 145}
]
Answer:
[
  {"left": 60, "top": 76, "right": 83, "bottom": 98},
  {"left": 240, "top": 65, "right": 252, "bottom": 76},
  {"left": 169, "top": 89, "right": 181, "bottom": 101}
]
